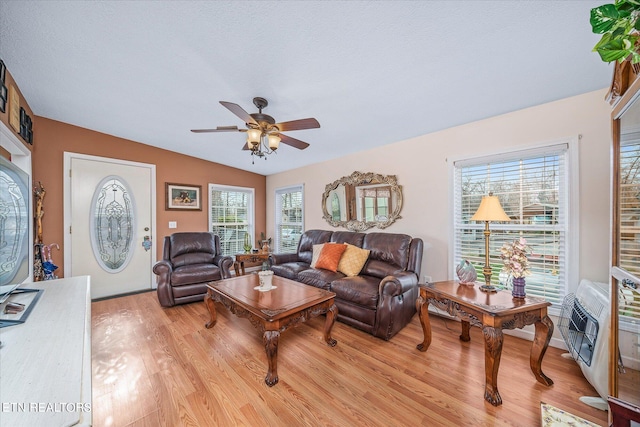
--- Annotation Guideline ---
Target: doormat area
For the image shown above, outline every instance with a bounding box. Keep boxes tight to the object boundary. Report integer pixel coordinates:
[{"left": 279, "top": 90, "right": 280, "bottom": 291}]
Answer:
[{"left": 540, "top": 402, "right": 602, "bottom": 427}]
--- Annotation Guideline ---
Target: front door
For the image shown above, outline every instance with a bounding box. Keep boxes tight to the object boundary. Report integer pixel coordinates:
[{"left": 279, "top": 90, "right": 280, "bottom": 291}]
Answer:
[{"left": 65, "top": 153, "right": 156, "bottom": 299}]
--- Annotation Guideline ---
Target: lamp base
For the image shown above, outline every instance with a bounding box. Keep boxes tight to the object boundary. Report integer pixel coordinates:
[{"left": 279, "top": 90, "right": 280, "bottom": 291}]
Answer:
[{"left": 479, "top": 284, "right": 498, "bottom": 293}]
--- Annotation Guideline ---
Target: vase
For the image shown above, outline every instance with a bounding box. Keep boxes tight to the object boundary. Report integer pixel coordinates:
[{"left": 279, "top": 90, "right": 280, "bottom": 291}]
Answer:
[
  {"left": 456, "top": 259, "right": 477, "bottom": 285},
  {"left": 512, "top": 276, "right": 526, "bottom": 298},
  {"left": 258, "top": 270, "right": 274, "bottom": 290},
  {"left": 243, "top": 233, "right": 252, "bottom": 253}
]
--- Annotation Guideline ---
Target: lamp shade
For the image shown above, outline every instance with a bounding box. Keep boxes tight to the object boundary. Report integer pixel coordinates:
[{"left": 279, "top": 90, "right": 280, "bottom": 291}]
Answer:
[
  {"left": 470, "top": 195, "right": 511, "bottom": 222},
  {"left": 268, "top": 134, "right": 281, "bottom": 150},
  {"left": 247, "top": 128, "right": 261, "bottom": 147}
]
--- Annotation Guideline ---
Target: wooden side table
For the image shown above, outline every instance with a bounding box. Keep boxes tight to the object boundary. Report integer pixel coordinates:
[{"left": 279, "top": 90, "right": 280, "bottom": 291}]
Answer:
[
  {"left": 415, "top": 280, "right": 553, "bottom": 406},
  {"left": 234, "top": 252, "right": 270, "bottom": 276}
]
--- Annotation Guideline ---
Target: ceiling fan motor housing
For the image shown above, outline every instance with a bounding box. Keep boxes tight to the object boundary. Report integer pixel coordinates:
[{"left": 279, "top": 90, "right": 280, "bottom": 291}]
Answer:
[
  {"left": 249, "top": 113, "right": 276, "bottom": 128},
  {"left": 250, "top": 97, "right": 277, "bottom": 131}
]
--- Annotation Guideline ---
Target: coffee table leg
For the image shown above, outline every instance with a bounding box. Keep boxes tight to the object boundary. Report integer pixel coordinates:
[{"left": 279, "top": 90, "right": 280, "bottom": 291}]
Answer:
[
  {"left": 482, "top": 326, "right": 504, "bottom": 406},
  {"left": 233, "top": 262, "right": 240, "bottom": 277},
  {"left": 324, "top": 303, "right": 338, "bottom": 347},
  {"left": 460, "top": 320, "right": 471, "bottom": 342},
  {"left": 416, "top": 294, "right": 432, "bottom": 352},
  {"left": 205, "top": 292, "right": 217, "bottom": 329},
  {"left": 263, "top": 330, "right": 279, "bottom": 387},
  {"left": 530, "top": 315, "right": 554, "bottom": 386}
]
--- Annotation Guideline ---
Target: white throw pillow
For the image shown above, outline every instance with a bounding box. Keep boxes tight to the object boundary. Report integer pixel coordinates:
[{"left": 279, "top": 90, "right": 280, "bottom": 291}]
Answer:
[{"left": 310, "top": 244, "right": 325, "bottom": 268}]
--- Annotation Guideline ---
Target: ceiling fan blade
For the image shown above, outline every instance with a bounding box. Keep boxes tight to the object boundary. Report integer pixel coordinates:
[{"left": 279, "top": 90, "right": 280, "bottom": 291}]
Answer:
[
  {"left": 220, "top": 101, "right": 258, "bottom": 125},
  {"left": 241, "top": 142, "right": 251, "bottom": 151},
  {"left": 279, "top": 133, "right": 310, "bottom": 150},
  {"left": 190, "top": 126, "right": 241, "bottom": 133},
  {"left": 275, "top": 118, "right": 320, "bottom": 132}
]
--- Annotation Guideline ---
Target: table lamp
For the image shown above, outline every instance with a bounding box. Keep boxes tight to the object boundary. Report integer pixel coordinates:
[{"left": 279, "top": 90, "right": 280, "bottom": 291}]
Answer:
[{"left": 470, "top": 193, "right": 511, "bottom": 293}]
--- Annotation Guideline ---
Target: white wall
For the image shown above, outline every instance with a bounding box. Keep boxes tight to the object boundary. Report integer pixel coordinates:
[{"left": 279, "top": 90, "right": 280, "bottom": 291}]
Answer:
[{"left": 267, "top": 88, "right": 612, "bottom": 293}]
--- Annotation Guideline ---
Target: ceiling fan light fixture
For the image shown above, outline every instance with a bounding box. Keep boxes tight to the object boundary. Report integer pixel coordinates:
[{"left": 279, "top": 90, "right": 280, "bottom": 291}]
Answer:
[
  {"left": 246, "top": 128, "right": 261, "bottom": 147},
  {"left": 268, "top": 134, "right": 281, "bottom": 150},
  {"left": 191, "top": 97, "right": 319, "bottom": 164}
]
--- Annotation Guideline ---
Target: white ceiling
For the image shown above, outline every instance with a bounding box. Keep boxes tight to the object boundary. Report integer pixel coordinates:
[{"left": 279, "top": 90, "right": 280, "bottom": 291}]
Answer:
[{"left": 0, "top": 1, "right": 613, "bottom": 176}]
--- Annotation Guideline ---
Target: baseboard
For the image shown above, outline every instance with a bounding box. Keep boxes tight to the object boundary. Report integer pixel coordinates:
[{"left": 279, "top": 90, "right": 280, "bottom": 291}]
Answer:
[{"left": 92, "top": 288, "right": 155, "bottom": 302}]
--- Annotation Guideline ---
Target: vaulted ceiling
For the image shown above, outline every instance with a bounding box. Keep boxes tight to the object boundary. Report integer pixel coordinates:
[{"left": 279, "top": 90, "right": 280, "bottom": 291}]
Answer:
[{"left": 0, "top": 1, "right": 613, "bottom": 175}]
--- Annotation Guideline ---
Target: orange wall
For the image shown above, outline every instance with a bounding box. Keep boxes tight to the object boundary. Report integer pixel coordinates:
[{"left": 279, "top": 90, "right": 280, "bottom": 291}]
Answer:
[{"left": 33, "top": 117, "right": 266, "bottom": 277}]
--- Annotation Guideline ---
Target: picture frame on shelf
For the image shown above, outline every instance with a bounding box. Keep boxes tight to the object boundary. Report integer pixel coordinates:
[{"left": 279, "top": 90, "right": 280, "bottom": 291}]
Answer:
[
  {"left": 19, "top": 107, "right": 33, "bottom": 144},
  {"left": 0, "top": 84, "right": 6, "bottom": 113},
  {"left": 8, "top": 85, "right": 19, "bottom": 131},
  {"left": 0, "top": 60, "right": 6, "bottom": 114},
  {"left": 165, "top": 183, "right": 202, "bottom": 211}
]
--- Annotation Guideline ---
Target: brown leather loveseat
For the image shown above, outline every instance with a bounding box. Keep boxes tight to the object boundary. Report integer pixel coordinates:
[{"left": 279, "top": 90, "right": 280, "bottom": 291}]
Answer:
[
  {"left": 153, "top": 232, "right": 233, "bottom": 307},
  {"left": 269, "top": 230, "right": 423, "bottom": 340}
]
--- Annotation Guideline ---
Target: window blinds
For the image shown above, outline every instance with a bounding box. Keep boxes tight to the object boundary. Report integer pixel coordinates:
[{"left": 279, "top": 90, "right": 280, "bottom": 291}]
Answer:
[
  {"left": 209, "top": 186, "right": 254, "bottom": 255},
  {"left": 453, "top": 144, "right": 568, "bottom": 305},
  {"left": 274, "top": 185, "right": 303, "bottom": 253}
]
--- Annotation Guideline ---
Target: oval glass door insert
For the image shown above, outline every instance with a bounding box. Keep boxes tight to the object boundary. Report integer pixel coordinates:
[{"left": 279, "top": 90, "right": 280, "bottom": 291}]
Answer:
[
  {"left": 0, "top": 160, "right": 29, "bottom": 285},
  {"left": 90, "top": 176, "right": 136, "bottom": 273}
]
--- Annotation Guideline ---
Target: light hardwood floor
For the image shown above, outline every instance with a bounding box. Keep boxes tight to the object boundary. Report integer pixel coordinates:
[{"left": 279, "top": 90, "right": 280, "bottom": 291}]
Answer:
[{"left": 91, "top": 290, "right": 608, "bottom": 426}]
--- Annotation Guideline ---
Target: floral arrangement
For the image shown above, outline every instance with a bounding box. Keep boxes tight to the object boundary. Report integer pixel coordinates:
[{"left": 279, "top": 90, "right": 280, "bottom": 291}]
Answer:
[{"left": 499, "top": 237, "right": 530, "bottom": 278}]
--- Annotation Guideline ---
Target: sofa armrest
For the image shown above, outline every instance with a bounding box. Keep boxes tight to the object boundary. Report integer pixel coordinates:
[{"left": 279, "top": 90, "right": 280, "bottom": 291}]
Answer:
[
  {"left": 269, "top": 252, "right": 299, "bottom": 265},
  {"left": 152, "top": 260, "right": 173, "bottom": 278},
  {"left": 379, "top": 271, "right": 419, "bottom": 297},
  {"left": 153, "top": 260, "right": 174, "bottom": 307},
  {"left": 213, "top": 255, "right": 234, "bottom": 279}
]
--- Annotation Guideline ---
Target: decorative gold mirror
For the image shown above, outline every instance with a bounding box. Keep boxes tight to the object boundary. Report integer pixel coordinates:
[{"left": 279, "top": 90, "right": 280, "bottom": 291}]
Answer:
[{"left": 322, "top": 171, "right": 403, "bottom": 231}]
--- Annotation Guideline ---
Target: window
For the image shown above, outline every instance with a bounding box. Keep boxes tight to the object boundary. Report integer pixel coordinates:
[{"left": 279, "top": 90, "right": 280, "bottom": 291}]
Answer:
[
  {"left": 331, "top": 193, "right": 341, "bottom": 221},
  {"left": 453, "top": 142, "right": 575, "bottom": 305},
  {"left": 274, "top": 185, "right": 303, "bottom": 253},
  {"left": 619, "top": 133, "right": 640, "bottom": 323},
  {"left": 209, "top": 184, "right": 254, "bottom": 256},
  {"left": 358, "top": 185, "right": 391, "bottom": 221}
]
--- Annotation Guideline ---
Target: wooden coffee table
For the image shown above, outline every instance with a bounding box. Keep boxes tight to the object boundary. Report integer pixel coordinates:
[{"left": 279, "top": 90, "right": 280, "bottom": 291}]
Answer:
[
  {"left": 205, "top": 274, "right": 338, "bottom": 386},
  {"left": 416, "top": 281, "right": 553, "bottom": 406}
]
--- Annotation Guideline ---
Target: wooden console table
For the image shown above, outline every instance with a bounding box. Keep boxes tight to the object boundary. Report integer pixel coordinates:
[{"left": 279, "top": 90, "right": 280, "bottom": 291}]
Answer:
[
  {"left": 0, "top": 276, "right": 92, "bottom": 426},
  {"left": 416, "top": 281, "right": 553, "bottom": 406},
  {"left": 234, "top": 252, "right": 270, "bottom": 276}
]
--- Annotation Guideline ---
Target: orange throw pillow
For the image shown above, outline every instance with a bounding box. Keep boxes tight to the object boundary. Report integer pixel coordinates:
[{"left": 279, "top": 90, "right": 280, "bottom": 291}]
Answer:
[{"left": 315, "top": 243, "right": 347, "bottom": 272}]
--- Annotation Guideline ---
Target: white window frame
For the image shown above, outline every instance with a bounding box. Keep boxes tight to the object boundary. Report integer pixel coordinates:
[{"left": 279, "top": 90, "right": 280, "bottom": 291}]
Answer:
[
  {"left": 449, "top": 137, "right": 579, "bottom": 313},
  {"left": 274, "top": 184, "right": 304, "bottom": 253},
  {"left": 208, "top": 183, "right": 255, "bottom": 256}
]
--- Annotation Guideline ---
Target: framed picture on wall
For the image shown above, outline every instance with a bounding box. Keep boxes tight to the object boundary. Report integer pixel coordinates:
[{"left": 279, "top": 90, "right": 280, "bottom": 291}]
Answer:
[{"left": 165, "top": 183, "right": 202, "bottom": 211}]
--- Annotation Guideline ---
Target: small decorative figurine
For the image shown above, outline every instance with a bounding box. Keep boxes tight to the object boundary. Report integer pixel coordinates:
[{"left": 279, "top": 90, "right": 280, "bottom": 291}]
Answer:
[{"left": 456, "top": 259, "right": 477, "bottom": 285}]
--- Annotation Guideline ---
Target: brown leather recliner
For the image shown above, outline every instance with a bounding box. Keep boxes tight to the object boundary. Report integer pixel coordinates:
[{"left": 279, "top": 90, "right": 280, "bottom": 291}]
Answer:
[{"left": 153, "top": 232, "right": 233, "bottom": 307}]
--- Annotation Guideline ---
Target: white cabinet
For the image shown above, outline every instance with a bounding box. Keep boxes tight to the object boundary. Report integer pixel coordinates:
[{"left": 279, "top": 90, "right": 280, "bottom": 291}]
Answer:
[{"left": 0, "top": 276, "right": 92, "bottom": 426}]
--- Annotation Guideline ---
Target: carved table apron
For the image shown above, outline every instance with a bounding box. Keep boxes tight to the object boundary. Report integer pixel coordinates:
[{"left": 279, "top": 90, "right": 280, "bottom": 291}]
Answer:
[
  {"left": 415, "top": 281, "right": 553, "bottom": 406},
  {"left": 205, "top": 274, "right": 338, "bottom": 386}
]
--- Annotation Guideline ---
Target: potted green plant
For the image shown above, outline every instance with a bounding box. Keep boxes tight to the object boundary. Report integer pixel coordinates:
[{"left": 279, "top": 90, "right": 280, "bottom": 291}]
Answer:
[{"left": 591, "top": 0, "right": 640, "bottom": 63}]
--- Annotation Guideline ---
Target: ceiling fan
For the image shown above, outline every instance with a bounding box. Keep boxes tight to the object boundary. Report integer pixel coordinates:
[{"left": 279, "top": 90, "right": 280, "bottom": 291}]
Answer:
[{"left": 191, "top": 97, "right": 320, "bottom": 161}]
